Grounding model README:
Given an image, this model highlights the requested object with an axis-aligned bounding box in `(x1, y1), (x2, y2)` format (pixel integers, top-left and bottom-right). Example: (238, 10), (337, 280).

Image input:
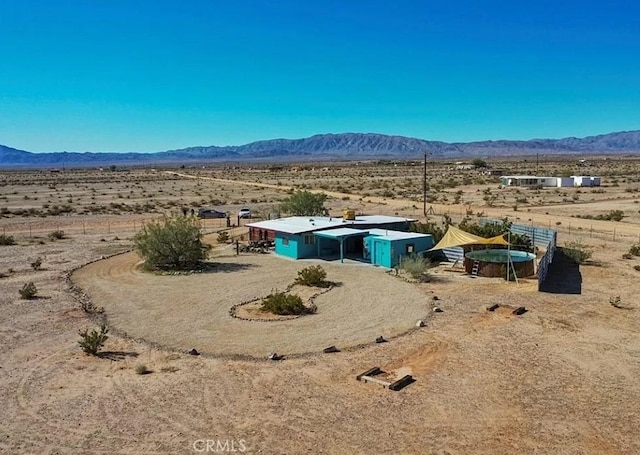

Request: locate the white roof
(366, 229), (432, 240)
(501, 175), (542, 179)
(246, 215), (416, 235)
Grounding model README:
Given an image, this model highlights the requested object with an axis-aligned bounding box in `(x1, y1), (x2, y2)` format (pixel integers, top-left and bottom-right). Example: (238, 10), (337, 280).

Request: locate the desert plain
(1, 156), (640, 454)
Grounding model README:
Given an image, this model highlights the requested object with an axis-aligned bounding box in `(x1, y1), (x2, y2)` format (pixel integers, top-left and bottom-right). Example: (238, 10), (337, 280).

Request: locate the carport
(314, 228), (369, 263)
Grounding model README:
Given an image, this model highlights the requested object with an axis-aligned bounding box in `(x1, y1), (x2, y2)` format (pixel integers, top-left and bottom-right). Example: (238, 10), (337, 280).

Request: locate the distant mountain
(2, 130), (640, 167)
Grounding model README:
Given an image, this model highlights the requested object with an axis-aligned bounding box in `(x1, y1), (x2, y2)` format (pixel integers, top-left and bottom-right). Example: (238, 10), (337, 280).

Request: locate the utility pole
(423, 151), (427, 218)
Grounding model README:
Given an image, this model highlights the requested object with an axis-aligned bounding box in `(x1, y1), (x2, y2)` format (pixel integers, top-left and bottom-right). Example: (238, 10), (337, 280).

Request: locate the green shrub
(399, 254), (432, 282)
(563, 241), (593, 264)
(48, 230), (66, 240)
(294, 265), (328, 287)
(78, 324), (109, 355)
(0, 234), (16, 246)
(261, 291), (312, 315)
(19, 282), (37, 299)
(216, 231), (230, 243)
(134, 215), (210, 270)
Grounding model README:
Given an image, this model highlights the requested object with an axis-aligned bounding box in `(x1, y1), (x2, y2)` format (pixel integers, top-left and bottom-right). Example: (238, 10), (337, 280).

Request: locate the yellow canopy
(429, 225), (509, 251)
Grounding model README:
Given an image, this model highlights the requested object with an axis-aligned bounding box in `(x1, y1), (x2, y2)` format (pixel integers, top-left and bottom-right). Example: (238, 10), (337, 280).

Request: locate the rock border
(229, 283), (334, 322)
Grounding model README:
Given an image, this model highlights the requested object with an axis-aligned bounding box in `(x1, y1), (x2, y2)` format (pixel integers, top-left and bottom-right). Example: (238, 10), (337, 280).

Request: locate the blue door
(374, 240), (387, 267)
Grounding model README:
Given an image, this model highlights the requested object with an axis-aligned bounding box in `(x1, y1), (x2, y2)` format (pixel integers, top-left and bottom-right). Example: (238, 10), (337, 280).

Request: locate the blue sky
(1, 1), (639, 152)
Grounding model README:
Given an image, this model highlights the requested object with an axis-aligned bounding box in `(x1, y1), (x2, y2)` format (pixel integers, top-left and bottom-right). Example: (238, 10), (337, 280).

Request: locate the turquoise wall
(275, 233), (317, 259)
(365, 234), (434, 268)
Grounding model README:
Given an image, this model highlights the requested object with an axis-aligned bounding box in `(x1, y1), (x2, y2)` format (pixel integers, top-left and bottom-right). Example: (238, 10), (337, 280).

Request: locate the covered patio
(314, 228), (369, 263)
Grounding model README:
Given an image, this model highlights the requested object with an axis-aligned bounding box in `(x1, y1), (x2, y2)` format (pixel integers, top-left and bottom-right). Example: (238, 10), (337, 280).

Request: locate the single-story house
(571, 176), (601, 187)
(501, 175), (601, 188)
(247, 215), (433, 267)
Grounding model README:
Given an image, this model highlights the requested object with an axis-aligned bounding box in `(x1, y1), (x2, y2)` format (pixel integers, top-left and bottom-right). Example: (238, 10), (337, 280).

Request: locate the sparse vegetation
(399, 254), (431, 282)
(78, 324), (109, 356)
(609, 295), (631, 309)
(48, 230), (66, 240)
(563, 241), (593, 264)
(629, 243), (640, 257)
(0, 234), (16, 245)
(30, 257), (43, 271)
(19, 282), (38, 299)
(135, 364), (150, 375)
(294, 265), (328, 287)
(261, 290), (313, 315)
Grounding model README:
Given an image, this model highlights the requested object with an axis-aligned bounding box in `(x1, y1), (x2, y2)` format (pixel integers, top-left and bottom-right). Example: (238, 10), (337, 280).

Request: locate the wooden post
(83, 221), (86, 235)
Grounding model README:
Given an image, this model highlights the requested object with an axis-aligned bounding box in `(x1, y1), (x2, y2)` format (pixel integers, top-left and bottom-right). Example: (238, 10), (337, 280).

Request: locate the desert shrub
(31, 257), (43, 271)
(48, 230), (66, 240)
(135, 364), (150, 375)
(609, 295), (630, 309)
(294, 265), (328, 287)
(399, 254), (431, 282)
(280, 190), (327, 216)
(261, 291), (312, 315)
(634, 265), (640, 272)
(594, 210), (624, 221)
(0, 234), (16, 246)
(216, 231), (230, 243)
(629, 243), (640, 257)
(134, 215), (210, 270)
(78, 324), (109, 355)
(410, 221), (445, 242)
(563, 241), (593, 264)
(19, 282), (37, 299)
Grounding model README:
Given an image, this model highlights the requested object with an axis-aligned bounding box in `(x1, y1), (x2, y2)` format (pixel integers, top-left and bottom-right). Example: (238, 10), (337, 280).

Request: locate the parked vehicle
(198, 208), (228, 219)
(238, 208), (252, 219)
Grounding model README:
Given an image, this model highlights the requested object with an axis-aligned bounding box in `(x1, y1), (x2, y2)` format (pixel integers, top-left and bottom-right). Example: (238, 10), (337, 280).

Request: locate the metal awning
(313, 228), (368, 239)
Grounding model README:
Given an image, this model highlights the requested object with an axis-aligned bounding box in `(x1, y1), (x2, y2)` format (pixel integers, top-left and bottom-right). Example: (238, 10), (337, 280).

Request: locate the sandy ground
(72, 251), (429, 358)
(1, 166), (640, 454)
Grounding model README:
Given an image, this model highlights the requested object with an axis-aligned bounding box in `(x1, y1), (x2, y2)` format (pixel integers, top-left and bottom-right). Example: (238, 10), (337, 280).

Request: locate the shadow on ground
(539, 247), (582, 294)
(98, 351), (139, 361)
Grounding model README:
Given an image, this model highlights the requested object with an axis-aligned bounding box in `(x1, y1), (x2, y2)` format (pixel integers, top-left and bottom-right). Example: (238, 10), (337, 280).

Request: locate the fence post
(29, 223), (32, 238)
(108, 221), (111, 234)
(613, 227), (616, 242)
(83, 221), (86, 235)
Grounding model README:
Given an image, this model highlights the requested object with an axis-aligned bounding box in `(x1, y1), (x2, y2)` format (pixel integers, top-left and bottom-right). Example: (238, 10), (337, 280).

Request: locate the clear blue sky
(1, 1), (639, 152)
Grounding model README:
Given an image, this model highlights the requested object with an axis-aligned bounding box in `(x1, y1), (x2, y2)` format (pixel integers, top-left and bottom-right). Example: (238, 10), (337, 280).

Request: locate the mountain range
(1, 130), (640, 167)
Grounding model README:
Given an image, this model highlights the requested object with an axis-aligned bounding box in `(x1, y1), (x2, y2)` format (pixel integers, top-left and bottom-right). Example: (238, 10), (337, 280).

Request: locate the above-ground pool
(464, 248), (536, 278)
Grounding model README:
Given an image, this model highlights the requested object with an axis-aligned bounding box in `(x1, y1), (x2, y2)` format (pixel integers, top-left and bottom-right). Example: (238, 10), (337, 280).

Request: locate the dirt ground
(1, 162), (640, 454)
(71, 250), (430, 358)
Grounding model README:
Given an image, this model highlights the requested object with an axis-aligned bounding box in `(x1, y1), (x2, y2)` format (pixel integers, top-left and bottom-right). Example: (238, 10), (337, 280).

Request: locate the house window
(282, 236), (289, 246)
(406, 244), (415, 254)
(304, 234), (315, 245)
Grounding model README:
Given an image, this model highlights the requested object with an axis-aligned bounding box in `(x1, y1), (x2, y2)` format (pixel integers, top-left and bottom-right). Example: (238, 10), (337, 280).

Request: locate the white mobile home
(571, 176), (601, 187)
(501, 175), (596, 188)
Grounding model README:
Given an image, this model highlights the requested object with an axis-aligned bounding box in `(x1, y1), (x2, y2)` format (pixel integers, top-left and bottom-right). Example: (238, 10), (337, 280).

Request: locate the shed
(364, 229), (434, 268)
